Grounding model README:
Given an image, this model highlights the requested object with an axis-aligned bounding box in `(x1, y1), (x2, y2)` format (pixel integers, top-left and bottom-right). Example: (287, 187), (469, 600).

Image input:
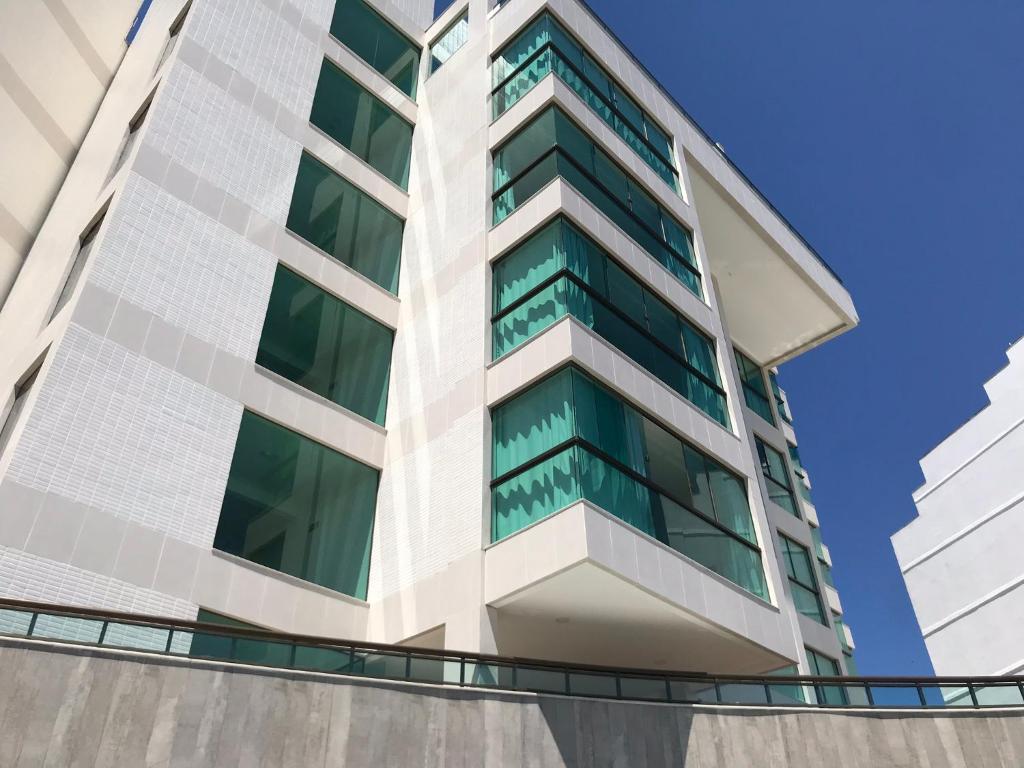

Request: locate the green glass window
(429, 10), (468, 73)
(770, 371), (792, 423)
(492, 217), (728, 427)
(491, 367), (767, 598)
(492, 13), (678, 192)
(810, 526), (835, 587)
(788, 442), (813, 503)
(806, 646), (848, 705)
(330, 0), (420, 99)
(215, 412), (379, 599)
(779, 535), (826, 624)
(287, 152), (404, 294)
(755, 437), (798, 516)
(257, 266), (393, 425)
(833, 613), (852, 653)
(734, 350), (774, 425)
(310, 59), (413, 189)
(492, 106), (702, 298)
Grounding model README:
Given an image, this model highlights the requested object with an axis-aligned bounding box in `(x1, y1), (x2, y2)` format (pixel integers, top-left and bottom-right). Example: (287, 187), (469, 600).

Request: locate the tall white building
(0, 0), (858, 679)
(894, 338), (1024, 677)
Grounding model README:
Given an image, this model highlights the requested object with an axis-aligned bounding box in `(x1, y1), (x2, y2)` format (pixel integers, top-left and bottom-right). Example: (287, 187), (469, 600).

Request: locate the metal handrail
(2, 598), (1022, 709)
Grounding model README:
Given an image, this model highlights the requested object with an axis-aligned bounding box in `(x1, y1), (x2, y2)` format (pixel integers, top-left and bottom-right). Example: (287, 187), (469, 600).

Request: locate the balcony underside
(689, 165), (857, 366)
(485, 502), (798, 675)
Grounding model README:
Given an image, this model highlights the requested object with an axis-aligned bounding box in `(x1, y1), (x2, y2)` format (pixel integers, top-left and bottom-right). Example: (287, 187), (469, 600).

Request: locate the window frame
(490, 216), (728, 427)
(734, 349), (775, 426)
(490, 106), (702, 297)
(329, 0), (422, 100)
(779, 534), (827, 625)
(428, 8), (469, 74)
(755, 435), (799, 517)
(490, 365), (766, 598)
(490, 11), (678, 190)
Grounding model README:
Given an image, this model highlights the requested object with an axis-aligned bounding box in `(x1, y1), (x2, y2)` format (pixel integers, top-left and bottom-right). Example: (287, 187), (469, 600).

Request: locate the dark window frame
(491, 11), (678, 186)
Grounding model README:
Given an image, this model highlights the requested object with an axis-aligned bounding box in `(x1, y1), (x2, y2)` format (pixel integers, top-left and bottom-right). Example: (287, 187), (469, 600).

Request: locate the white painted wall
(894, 338), (1024, 676)
(0, 0), (855, 676)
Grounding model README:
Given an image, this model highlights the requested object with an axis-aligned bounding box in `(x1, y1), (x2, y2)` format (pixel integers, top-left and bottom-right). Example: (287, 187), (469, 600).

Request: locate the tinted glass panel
(287, 153), (404, 293)
(491, 217), (726, 426)
(257, 266), (393, 424)
(310, 60), (413, 189)
(492, 13), (678, 191)
(330, 0), (419, 98)
(492, 107), (699, 298)
(215, 412), (379, 598)
(430, 11), (468, 73)
(491, 368), (765, 597)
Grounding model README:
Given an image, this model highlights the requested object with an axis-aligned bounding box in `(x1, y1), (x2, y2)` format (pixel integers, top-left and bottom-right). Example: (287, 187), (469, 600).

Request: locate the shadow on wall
(2, 640), (1022, 766)
(538, 694), (694, 765)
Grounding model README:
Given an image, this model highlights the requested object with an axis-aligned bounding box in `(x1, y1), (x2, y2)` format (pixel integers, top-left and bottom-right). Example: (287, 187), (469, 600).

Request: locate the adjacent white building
(0, 0), (858, 680)
(894, 338), (1024, 677)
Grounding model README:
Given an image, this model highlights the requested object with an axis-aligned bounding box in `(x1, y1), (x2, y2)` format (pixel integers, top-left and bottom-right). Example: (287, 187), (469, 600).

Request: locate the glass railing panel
(0, 608), (33, 635)
(619, 676), (669, 701)
(973, 684), (1024, 706)
(516, 665), (568, 693)
(31, 614), (104, 643)
(767, 682), (809, 705)
(670, 680), (719, 703)
(294, 645), (353, 673)
(569, 672), (619, 698)
(719, 682), (770, 705)
(868, 685), (926, 708)
(101, 623), (171, 651)
(352, 651), (409, 679)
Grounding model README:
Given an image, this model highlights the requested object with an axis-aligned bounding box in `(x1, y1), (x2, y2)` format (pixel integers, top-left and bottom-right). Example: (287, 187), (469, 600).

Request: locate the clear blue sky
(439, 0), (1024, 674)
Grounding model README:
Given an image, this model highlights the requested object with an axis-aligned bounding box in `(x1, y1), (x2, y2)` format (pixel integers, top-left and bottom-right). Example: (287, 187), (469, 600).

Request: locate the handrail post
(165, 629), (174, 653)
(26, 611), (38, 637)
(97, 621), (108, 645)
(916, 684), (927, 707)
(968, 683), (979, 708)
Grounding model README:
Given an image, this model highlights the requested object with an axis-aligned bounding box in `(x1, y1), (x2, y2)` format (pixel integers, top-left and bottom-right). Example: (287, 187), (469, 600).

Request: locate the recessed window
(755, 436), (798, 516)
(0, 365), (41, 460)
(780, 535), (826, 624)
(286, 152), (405, 294)
(256, 266), (394, 425)
(310, 59), (413, 189)
(156, 1), (191, 72)
(111, 100), (151, 178)
(50, 213), (105, 321)
(330, 0), (420, 99)
(734, 350), (774, 426)
(429, 10), (468, 73)
(214, 412), (379, 599)
(491, 366), (767, 598)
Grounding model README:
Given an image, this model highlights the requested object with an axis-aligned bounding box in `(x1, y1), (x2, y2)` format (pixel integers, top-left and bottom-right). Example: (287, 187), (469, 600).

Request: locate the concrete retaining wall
(0, 639), (1022, 767)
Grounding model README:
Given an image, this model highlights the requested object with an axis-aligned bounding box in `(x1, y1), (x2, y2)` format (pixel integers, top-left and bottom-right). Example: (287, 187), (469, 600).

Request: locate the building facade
(0, 0), (858, 679)
(894, 338), (1024, 677)
(0, 0), (148, 304)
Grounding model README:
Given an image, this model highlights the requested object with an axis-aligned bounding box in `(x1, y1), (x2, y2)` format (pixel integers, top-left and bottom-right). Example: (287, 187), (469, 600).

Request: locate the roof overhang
(688, 160), (858, 366)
